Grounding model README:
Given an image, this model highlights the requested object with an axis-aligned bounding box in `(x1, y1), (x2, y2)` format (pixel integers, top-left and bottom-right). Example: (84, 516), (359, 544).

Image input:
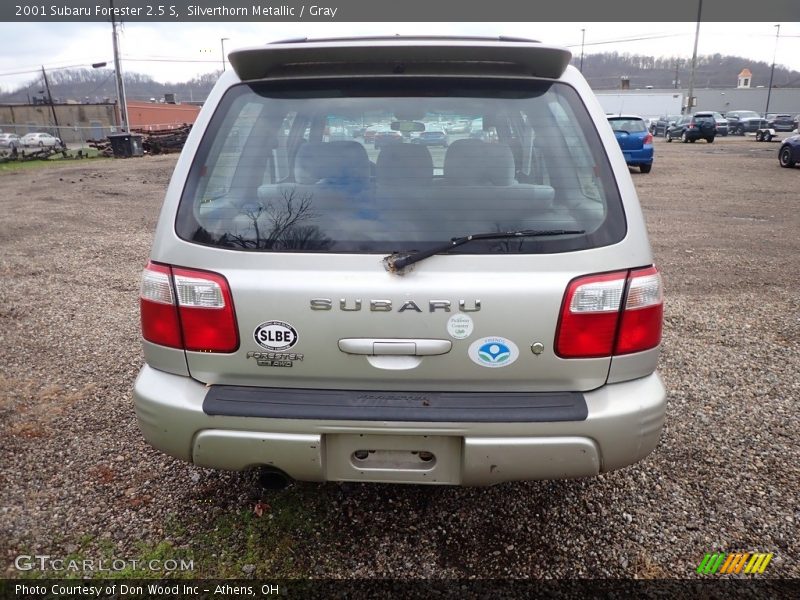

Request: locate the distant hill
(0, 68), (219, 104)
(1, 52), (799, 104)
(574, 52), (800, 90)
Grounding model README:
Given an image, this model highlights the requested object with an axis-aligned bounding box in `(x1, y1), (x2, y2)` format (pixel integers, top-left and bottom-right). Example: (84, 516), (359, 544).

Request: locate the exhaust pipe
(257, 466), (293, 491)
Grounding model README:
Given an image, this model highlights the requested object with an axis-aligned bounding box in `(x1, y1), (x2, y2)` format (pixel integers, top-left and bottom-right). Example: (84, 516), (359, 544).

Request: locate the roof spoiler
(268, 35), (543, 45)
(229, 38), (572, 82)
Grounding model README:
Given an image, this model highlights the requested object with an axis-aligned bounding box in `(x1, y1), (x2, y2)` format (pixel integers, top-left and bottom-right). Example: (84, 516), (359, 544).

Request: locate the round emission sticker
(253, 320), (298, 351)
(468, 336), (519, 368)
(447, 314), (474, 340)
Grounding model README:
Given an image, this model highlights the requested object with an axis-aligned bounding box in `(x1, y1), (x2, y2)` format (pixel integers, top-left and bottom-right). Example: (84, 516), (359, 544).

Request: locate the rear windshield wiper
(383, 229), (586, 273)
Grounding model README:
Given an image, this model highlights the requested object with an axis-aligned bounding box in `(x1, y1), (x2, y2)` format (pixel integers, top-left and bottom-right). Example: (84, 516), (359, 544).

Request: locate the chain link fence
(0, 123), (121, 148)
(0, 122), (193, 148)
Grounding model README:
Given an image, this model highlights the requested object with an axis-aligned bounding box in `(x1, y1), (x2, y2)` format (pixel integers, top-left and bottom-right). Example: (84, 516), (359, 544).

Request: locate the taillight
(643, 133), (653, 145)
(555, 267), (663, 359)
(555, 271), (627, 358)
(140, 262), (239, 353)
(140, 263), (182, 349)
(614, 266), (663, 355)
(687, 124), (696, 129)
(172, 267), (239, 352)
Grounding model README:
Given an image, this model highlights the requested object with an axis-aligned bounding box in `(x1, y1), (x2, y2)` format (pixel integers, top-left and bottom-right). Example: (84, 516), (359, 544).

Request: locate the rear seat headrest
(294, 141), (370, 186)
(443, 139), (515, 186)
(376, 144), (434, 186)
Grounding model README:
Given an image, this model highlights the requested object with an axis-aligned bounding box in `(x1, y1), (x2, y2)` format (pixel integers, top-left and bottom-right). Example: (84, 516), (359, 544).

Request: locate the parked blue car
(608, 115), (654, 173)
(411, 129), (449, 147)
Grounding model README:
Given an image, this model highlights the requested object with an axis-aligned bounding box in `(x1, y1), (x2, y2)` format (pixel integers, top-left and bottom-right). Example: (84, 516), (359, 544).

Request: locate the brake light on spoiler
(555, 267), (663, 358)
(140, 262), (239, 353)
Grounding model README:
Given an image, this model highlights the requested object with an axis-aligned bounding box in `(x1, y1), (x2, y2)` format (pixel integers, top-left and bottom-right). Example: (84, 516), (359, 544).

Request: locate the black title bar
(3, 0), (800, 22)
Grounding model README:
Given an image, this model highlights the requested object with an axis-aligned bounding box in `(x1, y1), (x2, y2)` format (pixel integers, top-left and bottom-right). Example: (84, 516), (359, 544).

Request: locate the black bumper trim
(203, 386), (588, 423)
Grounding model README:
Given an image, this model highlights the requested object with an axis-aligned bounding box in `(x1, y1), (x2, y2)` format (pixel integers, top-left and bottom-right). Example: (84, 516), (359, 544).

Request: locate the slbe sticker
(468, 336), (519, 368)
(447, 314), (474, 340)
(253, 320), (298, 351)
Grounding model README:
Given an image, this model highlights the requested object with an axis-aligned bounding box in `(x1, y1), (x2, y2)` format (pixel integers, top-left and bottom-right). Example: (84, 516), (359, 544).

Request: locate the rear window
(607, 118), (647, 133)
(176, 78), (625, 254)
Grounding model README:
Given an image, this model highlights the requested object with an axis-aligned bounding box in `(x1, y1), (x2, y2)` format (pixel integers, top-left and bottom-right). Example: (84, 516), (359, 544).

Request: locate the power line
(0, 62), (112, 78)
(564, 32), (688, 48)
(123, 57), (223, 64)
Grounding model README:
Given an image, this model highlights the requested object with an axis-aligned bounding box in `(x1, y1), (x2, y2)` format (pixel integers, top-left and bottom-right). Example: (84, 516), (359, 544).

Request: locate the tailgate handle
(338, 338), (452, 356)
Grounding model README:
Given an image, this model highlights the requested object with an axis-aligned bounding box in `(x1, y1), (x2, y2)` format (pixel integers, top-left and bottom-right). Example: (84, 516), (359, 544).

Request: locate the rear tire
(665, 133), (672, 142)
(681, 131), (689, 143)
(639, 163), (652, 173)
(779, 146), (796, 168)
(755, 131), (763, 142)
(706, 137), (714, 143)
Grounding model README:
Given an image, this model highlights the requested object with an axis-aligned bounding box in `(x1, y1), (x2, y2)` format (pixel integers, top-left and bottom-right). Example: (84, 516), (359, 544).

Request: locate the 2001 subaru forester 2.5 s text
(134, 36), (666, 486)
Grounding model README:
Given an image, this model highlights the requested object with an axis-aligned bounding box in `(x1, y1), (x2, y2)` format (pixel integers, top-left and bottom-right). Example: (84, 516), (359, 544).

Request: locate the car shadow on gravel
(159, 464), (668, 578)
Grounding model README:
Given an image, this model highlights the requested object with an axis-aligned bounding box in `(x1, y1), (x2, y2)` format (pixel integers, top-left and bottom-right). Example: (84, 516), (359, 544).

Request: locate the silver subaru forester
(134, 36), (665, 486)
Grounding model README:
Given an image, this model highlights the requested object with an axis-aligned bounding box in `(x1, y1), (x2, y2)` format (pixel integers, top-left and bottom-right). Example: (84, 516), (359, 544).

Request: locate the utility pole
(579, 29), (586, 73)
(765, 24), (780, 118)
(674, 60), (681, 89)
(110, 0), (129, 131)
(686, 0), (703, 114)
(40, 66), (60, 132)
(221, 37), (230, 72)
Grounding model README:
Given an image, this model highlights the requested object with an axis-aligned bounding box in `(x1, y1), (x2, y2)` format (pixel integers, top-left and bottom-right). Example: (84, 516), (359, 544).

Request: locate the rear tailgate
(179, 254), (614, 392)
(613, 131), (645, 152)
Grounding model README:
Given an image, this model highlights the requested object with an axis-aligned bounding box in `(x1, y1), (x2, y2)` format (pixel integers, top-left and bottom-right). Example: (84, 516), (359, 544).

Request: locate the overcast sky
(1, 21), (798, 93)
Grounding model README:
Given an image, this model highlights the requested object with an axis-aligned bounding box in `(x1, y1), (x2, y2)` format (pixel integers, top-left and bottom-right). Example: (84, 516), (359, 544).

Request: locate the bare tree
(227, 186), (330, 250)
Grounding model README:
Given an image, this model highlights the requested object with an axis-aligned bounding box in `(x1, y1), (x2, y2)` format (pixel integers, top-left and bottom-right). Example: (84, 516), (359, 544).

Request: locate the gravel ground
(1, 136), (798, 579)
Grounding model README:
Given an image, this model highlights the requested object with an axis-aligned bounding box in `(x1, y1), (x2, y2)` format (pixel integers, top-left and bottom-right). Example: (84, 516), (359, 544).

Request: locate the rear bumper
(743, 122), (768, 132)
(623, 147), (653, 166)
(134, 366), (666, 486)
(685, 130), (715, 140)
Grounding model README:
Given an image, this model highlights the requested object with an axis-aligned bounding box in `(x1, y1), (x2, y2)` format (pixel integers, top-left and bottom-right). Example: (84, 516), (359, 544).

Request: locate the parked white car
(20, 132), (62, 148)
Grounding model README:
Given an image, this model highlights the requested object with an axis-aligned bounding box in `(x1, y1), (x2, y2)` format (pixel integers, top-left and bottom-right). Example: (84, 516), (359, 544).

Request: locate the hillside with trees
(574, 52), (800, 90)
(1, 52), (799, 104)
(0, 69), (218, 104)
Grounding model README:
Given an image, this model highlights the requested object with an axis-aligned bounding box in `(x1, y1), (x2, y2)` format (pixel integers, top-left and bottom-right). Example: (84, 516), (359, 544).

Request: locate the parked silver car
(20, 132), (62, 147)
(712, 111), (728, 136)
(0, 133), (21, 150)
(134, 37), (665, 486)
